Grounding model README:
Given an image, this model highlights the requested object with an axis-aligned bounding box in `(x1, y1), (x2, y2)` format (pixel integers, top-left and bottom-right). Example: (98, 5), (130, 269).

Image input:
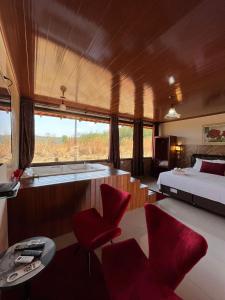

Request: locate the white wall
(160, 113), (225, 145)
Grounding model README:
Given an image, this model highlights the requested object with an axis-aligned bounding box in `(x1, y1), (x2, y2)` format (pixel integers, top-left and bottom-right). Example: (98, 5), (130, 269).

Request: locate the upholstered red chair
(73, 183), (131, 273)
(144, 204), (208, 290)
(102, 204), (208, 300)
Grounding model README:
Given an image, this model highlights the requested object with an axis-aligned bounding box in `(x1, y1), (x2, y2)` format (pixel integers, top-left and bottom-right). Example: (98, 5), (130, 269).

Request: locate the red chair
(72, 184), (131, 274)
(102, 204), (208, 300)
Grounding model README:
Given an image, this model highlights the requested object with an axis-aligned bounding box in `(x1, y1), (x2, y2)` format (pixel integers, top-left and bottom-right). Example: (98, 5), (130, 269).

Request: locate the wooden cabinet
(153, 136), (177, 177)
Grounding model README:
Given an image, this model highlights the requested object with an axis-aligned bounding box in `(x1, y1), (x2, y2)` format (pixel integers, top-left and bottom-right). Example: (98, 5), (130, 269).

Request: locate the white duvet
(157, 168), (225, 205)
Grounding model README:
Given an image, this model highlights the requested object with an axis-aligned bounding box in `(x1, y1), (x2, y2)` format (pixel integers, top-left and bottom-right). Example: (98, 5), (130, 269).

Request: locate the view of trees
(34, 132), (109, 162)
(0, 110), (12, 164)
(0, 135), (11, 163)
(0, 114), (152, 164)
(119, 125), (133, 159)
(33, 115), (152, 163)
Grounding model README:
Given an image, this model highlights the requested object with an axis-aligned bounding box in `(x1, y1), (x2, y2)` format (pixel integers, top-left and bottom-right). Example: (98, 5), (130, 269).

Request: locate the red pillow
(200, 161), (225, 176)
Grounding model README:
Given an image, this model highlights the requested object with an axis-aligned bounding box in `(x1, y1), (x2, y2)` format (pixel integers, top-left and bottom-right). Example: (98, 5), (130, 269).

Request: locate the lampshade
(164, 104), (180, 119)
(59, 101), (66, 111)
(175, 145), (181, 152)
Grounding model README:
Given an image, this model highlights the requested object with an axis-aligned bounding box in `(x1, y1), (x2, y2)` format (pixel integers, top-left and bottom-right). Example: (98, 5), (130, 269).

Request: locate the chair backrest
(144, 204), (208, 290)
(100, 184), (131, 226)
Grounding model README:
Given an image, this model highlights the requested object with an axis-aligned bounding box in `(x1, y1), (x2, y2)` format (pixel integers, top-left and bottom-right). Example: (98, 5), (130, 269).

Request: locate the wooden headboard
(191, 154), (225, 167)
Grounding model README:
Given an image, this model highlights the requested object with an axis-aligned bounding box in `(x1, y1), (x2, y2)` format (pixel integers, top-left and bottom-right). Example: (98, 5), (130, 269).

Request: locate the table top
(0, 236), (56, 289)
(19, 167), (129, 189)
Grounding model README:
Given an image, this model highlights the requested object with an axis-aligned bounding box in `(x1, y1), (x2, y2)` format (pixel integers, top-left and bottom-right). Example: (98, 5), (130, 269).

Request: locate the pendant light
(164, 104), (180, 119)
(59, 85), (67, 111)
(164, 74), (181, 121)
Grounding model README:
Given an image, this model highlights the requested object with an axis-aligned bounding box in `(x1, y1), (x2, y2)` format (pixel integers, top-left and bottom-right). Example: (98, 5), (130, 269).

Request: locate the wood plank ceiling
(0, 0), (225, 121)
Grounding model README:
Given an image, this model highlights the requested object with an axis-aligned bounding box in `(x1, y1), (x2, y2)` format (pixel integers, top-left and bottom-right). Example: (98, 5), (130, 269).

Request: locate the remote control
(21, 250), (42, 257)
(15, 240), (45, 251)
(15, 256), (34, 264)
(7, 260), (42, 283)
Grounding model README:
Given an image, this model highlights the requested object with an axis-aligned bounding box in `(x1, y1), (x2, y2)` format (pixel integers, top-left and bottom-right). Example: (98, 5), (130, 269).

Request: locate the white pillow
(159, 160), (168, 167)
(193, 158), (225, 171)
(214, 159), (225, 164)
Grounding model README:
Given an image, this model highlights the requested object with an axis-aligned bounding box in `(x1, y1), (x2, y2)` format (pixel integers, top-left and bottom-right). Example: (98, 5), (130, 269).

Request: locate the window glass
(143, 127), (152, 157)
(0, 108), (11, 164)
(33, 115), (109, 163)
(119, 125), (133, 159)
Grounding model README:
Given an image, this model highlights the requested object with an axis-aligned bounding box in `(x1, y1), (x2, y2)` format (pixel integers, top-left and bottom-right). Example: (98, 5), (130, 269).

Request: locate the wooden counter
(19, 167), (129, 189)
(7, 167), (149, 245)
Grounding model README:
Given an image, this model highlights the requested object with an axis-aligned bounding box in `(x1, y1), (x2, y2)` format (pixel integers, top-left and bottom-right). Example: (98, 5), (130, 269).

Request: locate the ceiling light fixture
(59, 85), (67, 111)
(168, 75), (175, 85)
(164, 103), (180, 120)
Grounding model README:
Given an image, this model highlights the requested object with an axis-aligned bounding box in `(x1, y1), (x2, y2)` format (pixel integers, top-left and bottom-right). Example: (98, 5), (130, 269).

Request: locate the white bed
(157, 168), (225, 205)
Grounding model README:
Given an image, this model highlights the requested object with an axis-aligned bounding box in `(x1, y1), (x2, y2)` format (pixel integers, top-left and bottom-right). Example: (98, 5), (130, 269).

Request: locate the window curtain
(19, 98), (35, 169)
(109, 115), (120, 169)
(152, 122), (159, 159)
(132, 119), (143, 176)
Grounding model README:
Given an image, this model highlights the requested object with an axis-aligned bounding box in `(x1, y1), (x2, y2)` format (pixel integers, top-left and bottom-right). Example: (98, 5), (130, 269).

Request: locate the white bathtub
(22, 163), (107, 178)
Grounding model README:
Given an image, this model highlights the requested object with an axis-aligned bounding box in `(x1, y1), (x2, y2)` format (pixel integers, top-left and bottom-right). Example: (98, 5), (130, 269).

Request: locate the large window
(119, 125), (133, 159)
(143, 127), (153, 157)
(0, 105), (12, 164)
(33, 115), (109, 163)
(119, 125), (152, 159)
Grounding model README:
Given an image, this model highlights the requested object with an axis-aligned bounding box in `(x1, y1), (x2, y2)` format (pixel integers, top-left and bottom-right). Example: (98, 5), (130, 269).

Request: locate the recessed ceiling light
(168, 76), (175, 85)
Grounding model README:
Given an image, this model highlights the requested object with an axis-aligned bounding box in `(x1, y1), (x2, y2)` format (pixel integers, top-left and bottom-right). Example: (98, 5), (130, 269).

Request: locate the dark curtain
(152, 122), (159, 159)
(109, 115), (120, 169)
(132, 119), (143, 176)
(19, 98), (35, 169)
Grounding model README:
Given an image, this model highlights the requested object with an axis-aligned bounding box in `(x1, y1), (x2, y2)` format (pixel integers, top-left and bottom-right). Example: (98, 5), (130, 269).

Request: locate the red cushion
(102, 206), (207, 299)
(145, 204), (208, 290)
(73, 208), (121, 250)
(102, 239), (148, 292)
(73, 184), (130, 251)
(101, 184), (131, 226)
(102, 239), (182, 300)
(200, 161), (225, 176)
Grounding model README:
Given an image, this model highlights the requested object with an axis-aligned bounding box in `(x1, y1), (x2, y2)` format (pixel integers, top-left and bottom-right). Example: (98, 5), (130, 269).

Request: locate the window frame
(33, 111), (111, 165)
(32, 107), (154, 166)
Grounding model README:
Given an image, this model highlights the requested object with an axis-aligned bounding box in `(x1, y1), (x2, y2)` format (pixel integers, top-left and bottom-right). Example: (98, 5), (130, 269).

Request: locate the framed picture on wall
(203, 123), (225, 145)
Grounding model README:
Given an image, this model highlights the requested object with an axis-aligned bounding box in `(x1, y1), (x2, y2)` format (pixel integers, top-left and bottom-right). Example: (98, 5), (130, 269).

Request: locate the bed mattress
(157, 168), (225, 205)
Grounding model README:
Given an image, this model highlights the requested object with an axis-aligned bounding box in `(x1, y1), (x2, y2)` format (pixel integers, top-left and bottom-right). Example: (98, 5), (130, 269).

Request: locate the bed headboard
(191, 154), (225, 167)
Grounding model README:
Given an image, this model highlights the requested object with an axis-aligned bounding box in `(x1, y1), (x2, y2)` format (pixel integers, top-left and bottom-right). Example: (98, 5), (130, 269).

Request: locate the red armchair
(72, 184), (131, 274)
(145, 204), (208, 290)
(102, 204), (208, 299)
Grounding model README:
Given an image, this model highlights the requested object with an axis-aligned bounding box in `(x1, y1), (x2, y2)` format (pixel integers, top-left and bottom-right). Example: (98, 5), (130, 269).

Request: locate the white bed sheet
(157, 168), (225, 205)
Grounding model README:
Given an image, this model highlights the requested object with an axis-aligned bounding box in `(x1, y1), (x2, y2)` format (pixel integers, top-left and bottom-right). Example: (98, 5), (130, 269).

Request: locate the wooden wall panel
(8, 173), (148, 245)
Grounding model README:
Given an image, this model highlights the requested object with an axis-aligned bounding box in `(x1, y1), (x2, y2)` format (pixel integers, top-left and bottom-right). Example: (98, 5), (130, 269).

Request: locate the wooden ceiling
(0, 0), (225, 121)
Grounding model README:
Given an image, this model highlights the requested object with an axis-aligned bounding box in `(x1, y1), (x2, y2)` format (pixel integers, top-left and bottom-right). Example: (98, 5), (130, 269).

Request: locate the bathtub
(22, 163), (107, 178)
